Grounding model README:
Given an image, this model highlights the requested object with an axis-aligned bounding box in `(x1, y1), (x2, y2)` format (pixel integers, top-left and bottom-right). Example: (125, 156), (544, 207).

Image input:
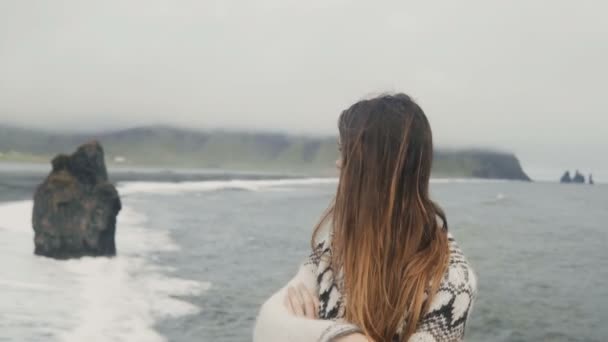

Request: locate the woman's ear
(335, 158), (342, 170)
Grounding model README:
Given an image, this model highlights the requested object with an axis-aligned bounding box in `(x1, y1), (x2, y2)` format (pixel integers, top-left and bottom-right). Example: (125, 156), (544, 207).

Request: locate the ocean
(0, 164), (606, 342)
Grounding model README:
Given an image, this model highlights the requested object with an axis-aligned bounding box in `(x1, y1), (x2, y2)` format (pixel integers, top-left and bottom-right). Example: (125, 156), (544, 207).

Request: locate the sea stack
(32, 141), (121, 259)
(589, 174), (594, 185)
(572, 170), (585, 184)
(560, 171), (572, 183)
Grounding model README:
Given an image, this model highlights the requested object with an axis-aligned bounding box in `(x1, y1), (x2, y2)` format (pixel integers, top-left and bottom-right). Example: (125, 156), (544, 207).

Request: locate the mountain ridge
(0, 124), (531, 180)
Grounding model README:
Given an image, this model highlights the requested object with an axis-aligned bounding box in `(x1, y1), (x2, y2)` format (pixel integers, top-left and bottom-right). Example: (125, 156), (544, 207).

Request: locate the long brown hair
(312, 93), (450, 341)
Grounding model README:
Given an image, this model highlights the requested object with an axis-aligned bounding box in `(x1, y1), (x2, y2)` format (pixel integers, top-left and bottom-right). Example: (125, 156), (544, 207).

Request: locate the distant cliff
(0, 125), (531, 180)
(434, 150), (531, 181)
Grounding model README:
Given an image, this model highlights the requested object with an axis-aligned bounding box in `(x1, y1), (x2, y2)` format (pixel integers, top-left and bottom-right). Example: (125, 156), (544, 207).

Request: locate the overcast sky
(0, 0), (606, 179)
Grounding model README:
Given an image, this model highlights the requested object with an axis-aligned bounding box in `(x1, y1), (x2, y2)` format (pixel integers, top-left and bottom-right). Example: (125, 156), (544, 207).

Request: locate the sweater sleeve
(253, 243), (362, 342)
(408, 259), (478, 342)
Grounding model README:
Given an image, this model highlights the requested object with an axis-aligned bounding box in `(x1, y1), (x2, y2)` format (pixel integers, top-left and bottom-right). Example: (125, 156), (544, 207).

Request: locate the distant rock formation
(589, 174), (594, 185)
(32, 141), (121, 259)
(434, 150), (531, 181)
(572, 170), (585, 184)
(561, 170), (590, 184)
(560, 171), (572, 183)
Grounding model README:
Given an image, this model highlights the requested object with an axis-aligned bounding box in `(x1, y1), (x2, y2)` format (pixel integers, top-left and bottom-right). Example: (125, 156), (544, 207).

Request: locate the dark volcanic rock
(572, 170), (585, 184)
(32, 141), (121, 259)
(560, 171), (572, 183)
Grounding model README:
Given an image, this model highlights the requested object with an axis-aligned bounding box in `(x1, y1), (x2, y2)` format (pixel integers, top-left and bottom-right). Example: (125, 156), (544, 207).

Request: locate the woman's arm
(253, 262), (361, 342)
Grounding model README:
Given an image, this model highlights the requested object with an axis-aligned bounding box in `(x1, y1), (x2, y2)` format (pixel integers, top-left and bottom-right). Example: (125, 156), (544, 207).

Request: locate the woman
(254, 93), (477, 342)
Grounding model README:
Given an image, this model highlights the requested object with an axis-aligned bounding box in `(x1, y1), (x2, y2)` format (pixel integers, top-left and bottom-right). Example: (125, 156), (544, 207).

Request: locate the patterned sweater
(254, 234), (477, 342)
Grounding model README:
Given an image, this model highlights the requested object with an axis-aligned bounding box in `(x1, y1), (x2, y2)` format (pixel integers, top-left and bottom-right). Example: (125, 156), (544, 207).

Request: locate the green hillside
(0, 125), (530, 180)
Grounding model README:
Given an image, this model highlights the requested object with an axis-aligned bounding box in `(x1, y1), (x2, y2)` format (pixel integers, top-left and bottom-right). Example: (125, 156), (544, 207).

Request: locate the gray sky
(1, 0), (607, 179)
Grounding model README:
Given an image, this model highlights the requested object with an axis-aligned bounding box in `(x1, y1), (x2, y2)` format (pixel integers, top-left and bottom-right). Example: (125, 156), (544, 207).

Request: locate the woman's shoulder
(413, 235), (478, 342)
(441, 234), (477, 293)
(304, 231), (478, 295)
(427, 234), (477, 315)
(445, 234), (477, 285)
(304, 233), (332, 268)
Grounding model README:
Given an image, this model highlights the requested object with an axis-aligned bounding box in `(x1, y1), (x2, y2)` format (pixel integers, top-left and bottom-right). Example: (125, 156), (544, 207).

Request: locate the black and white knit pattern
(307, 234), (477, 342)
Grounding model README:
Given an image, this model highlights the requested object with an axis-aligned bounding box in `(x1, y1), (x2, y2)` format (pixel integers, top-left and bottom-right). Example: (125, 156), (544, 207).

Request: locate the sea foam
(117, 177), (339, 195)
(0, 200), (208, 342)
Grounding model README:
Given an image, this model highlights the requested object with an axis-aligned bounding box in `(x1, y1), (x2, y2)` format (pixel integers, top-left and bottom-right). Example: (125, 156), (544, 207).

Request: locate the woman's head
(336, 93), (434, 199)
(315, 93), (450, 341)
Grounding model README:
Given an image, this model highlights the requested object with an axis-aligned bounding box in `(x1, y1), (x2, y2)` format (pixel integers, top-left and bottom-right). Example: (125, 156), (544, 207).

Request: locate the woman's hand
(284, 283), (320, 319)
(283, 284), (371, 341)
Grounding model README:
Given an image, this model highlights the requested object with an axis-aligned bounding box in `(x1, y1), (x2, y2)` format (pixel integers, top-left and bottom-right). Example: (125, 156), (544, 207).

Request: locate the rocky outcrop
(32, 141), (121, 259)
(560, 171), (572, 183)
(560, 170), (592, 184)
(572, 170), (585, 184)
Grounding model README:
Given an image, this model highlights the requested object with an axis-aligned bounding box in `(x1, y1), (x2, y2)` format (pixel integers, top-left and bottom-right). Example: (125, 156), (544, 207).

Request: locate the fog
(1, 0), (607, 179)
